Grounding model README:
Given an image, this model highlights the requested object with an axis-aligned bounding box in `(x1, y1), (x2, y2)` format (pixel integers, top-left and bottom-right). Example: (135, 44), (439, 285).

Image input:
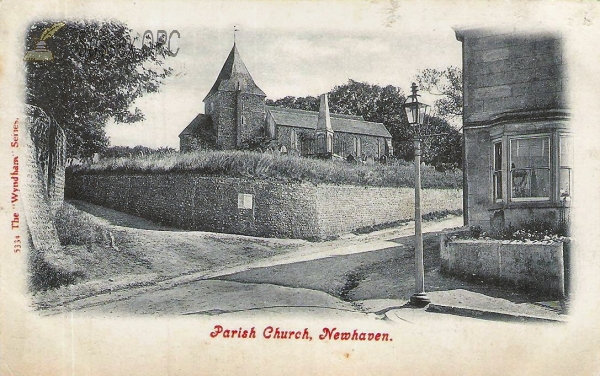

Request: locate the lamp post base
(409, 293), (430, 308)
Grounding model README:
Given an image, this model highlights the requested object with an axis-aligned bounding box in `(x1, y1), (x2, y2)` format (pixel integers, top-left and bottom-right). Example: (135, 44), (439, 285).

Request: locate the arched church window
(317, 134), (325, 152)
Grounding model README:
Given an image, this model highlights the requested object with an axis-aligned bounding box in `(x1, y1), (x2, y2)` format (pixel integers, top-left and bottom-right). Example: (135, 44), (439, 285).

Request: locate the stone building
(455, 28), (571, 231)
(179, 43), (393, 160)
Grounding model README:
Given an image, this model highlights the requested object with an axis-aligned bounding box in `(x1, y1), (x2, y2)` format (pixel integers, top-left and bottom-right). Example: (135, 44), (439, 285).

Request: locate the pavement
(381, 291), (565, 324)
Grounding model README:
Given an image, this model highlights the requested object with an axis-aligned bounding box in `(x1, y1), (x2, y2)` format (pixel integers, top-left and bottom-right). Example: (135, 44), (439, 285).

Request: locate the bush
(494, 219), (567, 241)
(69, 150), (462, 189)
(100, 145), (176, 159)
(467, 219), (568, 242)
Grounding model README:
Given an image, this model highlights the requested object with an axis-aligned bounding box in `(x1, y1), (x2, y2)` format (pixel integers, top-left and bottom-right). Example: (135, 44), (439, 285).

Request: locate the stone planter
(440, 235), (566, 297)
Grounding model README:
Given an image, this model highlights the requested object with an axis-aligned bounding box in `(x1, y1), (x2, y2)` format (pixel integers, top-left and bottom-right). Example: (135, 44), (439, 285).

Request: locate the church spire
(203, 40), (266, 101)
(316, 93), (333, 132)
(316, 93), (334, 156)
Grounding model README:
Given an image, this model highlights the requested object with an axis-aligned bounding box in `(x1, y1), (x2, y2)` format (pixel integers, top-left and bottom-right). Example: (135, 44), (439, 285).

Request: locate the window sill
(489, 200), (571, 210)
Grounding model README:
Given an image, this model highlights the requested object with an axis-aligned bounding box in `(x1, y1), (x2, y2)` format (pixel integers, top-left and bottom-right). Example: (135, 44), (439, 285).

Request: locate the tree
(415, 66), (462, 120)
(25, 21), (173, 159)
(419, 116), (462, 170)
(266, 96), (319, 111)
(268, 80), (412, 159)
(327, 80), (412, 160)
(267, 79), (463, 169)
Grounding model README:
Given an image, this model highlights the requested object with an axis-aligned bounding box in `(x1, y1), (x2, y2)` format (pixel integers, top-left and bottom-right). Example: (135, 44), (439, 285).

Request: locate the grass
(30, 203), (118, 292)
(69, 150), (462, 189)
(54, 202), (112, 246)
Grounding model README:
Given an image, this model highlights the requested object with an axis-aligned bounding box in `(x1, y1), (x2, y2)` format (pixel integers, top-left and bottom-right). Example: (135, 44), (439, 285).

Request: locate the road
(39, 201), (460, 315)
(39, 202), (550, 322)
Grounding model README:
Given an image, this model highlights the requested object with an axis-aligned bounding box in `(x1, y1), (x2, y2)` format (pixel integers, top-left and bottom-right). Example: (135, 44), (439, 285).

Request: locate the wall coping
(448, 238), (567, 246)
(68, 171), (462, 190)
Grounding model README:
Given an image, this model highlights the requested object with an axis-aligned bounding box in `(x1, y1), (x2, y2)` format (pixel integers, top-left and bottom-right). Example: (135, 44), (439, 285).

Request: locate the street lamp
(403, 82), (431, 308)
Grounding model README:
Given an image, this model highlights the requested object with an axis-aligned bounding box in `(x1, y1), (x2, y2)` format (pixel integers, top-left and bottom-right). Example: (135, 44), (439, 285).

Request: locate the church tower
(315, 93), (334, 157)
(203, 43), (266, 149)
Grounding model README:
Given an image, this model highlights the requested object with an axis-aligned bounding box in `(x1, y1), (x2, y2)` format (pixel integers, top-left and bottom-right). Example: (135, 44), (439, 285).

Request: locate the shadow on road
(218, 231), (554, 306)
(69, 200), (184, 231)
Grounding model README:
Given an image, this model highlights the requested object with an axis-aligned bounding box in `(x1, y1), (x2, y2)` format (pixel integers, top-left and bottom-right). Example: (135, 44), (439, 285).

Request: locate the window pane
(560, 167), (571, 197)
(560, 136), (573, 167)
(510, 136), (550, 200)
(511, 168), (550, 199)
(494, 172), (503, 200)
(511, 137), (549, 169)
(494, 142), (502, 171)
(531, 168), (550, 197)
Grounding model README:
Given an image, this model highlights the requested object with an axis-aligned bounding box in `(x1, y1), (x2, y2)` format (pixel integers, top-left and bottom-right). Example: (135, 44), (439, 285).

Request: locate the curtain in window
(510, 137), (550, 200)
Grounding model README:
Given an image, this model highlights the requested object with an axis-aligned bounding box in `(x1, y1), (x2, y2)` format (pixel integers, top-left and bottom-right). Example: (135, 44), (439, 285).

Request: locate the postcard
(1, 0), (600, 374)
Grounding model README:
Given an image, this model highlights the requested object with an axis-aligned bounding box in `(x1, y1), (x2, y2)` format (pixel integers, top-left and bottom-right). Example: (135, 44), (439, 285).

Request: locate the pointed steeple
(316, 93), (333, 132)
(203, 44), (266, 101)
(316, 93), (334, 156)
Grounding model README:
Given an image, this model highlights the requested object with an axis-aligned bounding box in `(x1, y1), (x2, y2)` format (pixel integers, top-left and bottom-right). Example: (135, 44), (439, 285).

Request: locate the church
(179, 43), (393, 160)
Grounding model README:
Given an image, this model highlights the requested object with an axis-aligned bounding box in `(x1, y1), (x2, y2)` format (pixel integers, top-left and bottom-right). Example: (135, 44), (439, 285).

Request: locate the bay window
(509, 136), (550, 201)
(493, 132), (573, 205)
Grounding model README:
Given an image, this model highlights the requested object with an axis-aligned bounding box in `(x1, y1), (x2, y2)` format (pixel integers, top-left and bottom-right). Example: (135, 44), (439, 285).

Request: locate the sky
(103, 1), (464, 149)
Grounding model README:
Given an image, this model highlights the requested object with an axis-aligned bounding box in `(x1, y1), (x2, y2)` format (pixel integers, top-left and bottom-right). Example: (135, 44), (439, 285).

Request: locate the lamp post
(403, 82), (431, 308)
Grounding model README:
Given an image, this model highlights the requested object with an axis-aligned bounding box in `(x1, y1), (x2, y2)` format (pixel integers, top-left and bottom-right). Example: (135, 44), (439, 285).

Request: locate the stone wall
(46, 124), (66, 215)
(440, 238), (565, 297)
(236, 92), (267, 147)
(463, 127), (491, 229)
(459, 30), (566, 125)
(180, 134), (203, 153)
(315, 185), (462, 239)
(66, 173), (462, 240)
(276, 125), (305, 156)
(333, 132), (387, 160)
(205, 90), (267, 150)
(22, 105), (73, 290)
(213, 91), (236, 149)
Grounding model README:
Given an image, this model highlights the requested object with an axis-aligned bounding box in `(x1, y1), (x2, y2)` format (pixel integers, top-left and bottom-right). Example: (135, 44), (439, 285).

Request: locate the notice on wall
(237, 193), (253, 210)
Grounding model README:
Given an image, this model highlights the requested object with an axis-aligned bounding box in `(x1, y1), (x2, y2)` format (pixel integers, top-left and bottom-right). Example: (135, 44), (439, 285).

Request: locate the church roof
(179, 113), (213, 137)
(266, 106), (392, 138)
(203, 44), (266, 101)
